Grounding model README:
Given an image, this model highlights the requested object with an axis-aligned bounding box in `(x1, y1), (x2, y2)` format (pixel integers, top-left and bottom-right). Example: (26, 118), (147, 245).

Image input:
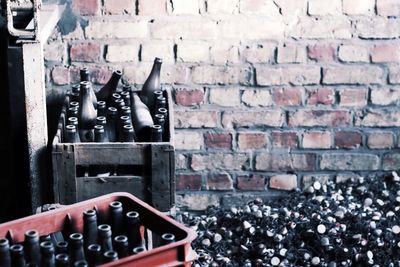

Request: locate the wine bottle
(140, 57), (162, 110)
(78, 82), (97, 142)
(80, 69), (97, 108)
(69, 233), (85, 263)
(98, 225), (113, 252)
(106, 107), (118, 142)
(73, 260), (88, 267)
(83, 209), (98, 248)
(130, 92), (154, 142)
(154, 95), (166, 115)
(114, 236), (129, 258)
(67, 107), (79, 118)
(109, 93), (121, 109)
(96, 70), (122, 105)
(25, 230), (41, 266)
(109, 201), (124, 236)
(96, 116), (107, 127)
(94, 125), (109, 143)
(10, 244), (25, 267)
(132, 246), (146, 255)
(151, 125), (163, 142)
(121, 125), (135, 142)
(0, 238), (10, 267)
(120, 106), (131, 117)
(55, 241), (68, 255)
(125, 211), (142, 249)
(86, 244), (102, 266)
(65, 125), (80, 143)
(154, 114), (165, 130)
(40, 241), (55, 267)
(96, 101), (107, 117)
(103, 251), (118, 263)
(55, 254), (69, 267)
(120, 91), (131, 107)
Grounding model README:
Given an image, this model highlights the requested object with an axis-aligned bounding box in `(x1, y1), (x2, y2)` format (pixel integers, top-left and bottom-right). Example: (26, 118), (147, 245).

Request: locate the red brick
(238, 132), (268, 150)
(51, 66), (70, 85)
(69, 66), (81, 84)
(357, 109), (400, 127)
(176, 174), (202, 190)
(174, 88), (204, 106)
(269, 174), (297, 191)
(335, 131), (362, 149)
(302, 131), (332, 149)
(104, 0), (135, 14)
(382, 153), (400, 171)
(90, 66), (114, 85)
(237, 175), (265, 191)
(308, 44), (336, 62)
(367, 132), (395, 149)
(338, 88), (368, 107)
(371, 44), (400, 63)
(272, 132), (298, 148)
(306, 88), (335, 106)
(70, 43), (101, 62)
(204, 133), (232, 149)
(72, 0), (99, 15)
(289, 110), (351, 127)
(256, 153), (316, 171)
(206, 173), (233, 191)
(272, 88), (303, 106)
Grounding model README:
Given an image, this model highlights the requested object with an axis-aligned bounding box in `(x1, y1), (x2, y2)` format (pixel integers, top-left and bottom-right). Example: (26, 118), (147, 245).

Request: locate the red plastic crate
(0, 192), (197, 266)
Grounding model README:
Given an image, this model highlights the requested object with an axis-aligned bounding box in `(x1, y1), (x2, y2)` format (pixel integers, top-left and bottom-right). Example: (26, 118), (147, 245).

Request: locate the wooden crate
(51, 89), (175, 212)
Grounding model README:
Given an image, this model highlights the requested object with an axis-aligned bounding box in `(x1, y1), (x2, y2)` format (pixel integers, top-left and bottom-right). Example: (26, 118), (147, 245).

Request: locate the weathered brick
(191, 153), (250, 171)
(322, 66), (384, 85)
(255, 153), (316, 171)
(338, 88), (368, 107)
(243, 43), (276, 64)
(256, 66), (320, 86)
(289, 110), (351, 127)
(138, 0), (167, 15)
(357, 109), (400, 127)
(161, 64), (190, 84)
(272, 87), (303, 106)
(174, 131), (203, 150)
(151, 17), (218, 40)
(277, 44), (306, 64)
(210, 43), (239, 64)
(177, 194), (220, 210)
(389, 65), (400, 84)
(52, 66), (70, 85)
(176, 153), (188, 170)
(206, 173), (233, 190)
(371, 88), (400, 105)
(222, 110), (284, 129)
(209, 88), (240, 107)
(241, 89), (273, 107)
(104, 0), (135, 14)
(105, 44), (138, 63)
(377, 0), (400, 16)
(368, 132), (395, 149)
(70, 43), (101, 62)
(86, 20), (148, 39)
(141, 41), (174, 63)
(302, 174), (330, 190)
(72, 0), (99, 15)
(272, 132), (298, 148)
(237, 132), (268, 150)
(204, 132), (232, 149)
(334, 131), (362, 149)
(302, 131), (332, 149)
(237, 175), (266, 191)
(356, 18), (400, 39)
(207, 0), (239, 14)
(123, 64), (152, 84)
(90, 66), (114, 85)
(338, 44), (369, 63)
(44, 43), (65, 62)
(269, 175), (298, 191)
(320, 153), (379, 171)
(174, 88), (204, 106)
(192, 66), (251, 85)
(308, 0), (341, 15)
(382, 153), (400, 170)
(175, 110), (218, 128)
(274, 0), (306, 17)
(289, 17), (351, 39)
(176, 174), (202, 190)
(60, 22), (85, 39)
(372, 44), (400, 63)
(307, 44), (336, 62)
(239, 0), (281, 16)
(170, 0), (199, 14)
(343, 0), (375, 15)
(177, 41), (209, 62)
(306, 88), (335, 106)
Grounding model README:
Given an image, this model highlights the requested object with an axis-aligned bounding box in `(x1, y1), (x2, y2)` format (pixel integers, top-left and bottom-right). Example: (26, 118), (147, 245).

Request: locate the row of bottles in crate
(0, 201), (176, 267)
(64, 58), (167, 143)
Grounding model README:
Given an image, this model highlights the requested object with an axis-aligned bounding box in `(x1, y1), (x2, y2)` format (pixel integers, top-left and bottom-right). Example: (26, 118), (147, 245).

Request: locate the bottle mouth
(110, 201), (122, 208)
(114, 70), (123, 76)
(10, 244), (23, 252)
(104, 250), (118, 258)
(115, 235), (128, 242)
(161, 233), (175, 241)
(40, 241), (53, 249)
(25, 230), (38, 237)
(88, 244), (101, 251)
(98, 224), (111, 232)
(126, 211), (139, 219)
(70, 233), (83, 240)
(57, 241), (68, 248)
(56, 253), (69, 261)
(0, 238), (8, 246)
(154, 57), (163, 64)
(84, 209), (96, 216)
(132, 246), (146, 254)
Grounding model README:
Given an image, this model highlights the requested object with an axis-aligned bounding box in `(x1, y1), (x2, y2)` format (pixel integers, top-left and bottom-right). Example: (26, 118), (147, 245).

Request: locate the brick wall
(45, 0), (400, 210)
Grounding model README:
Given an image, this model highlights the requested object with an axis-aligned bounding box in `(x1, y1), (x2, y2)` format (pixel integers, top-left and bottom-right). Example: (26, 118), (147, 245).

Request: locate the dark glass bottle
(154, 114), (166, 130)
(96, 116), (107, 127)
(79, 81), (97, 109)
(130, 92), (154, 142)
(25, 230), (41, 266)
(115, 99), (125, 113)
(69, 233), (85, 263)
(87, 244), (102, 266)
(157, 107), (168, 120)
(109, 201), (123, 236)
(140, 57), (162, 110)
(120, 91), (131, 107)
(80, 67), (90, 82)
(98, 225), (113, 252)
(154, 95), (166, 115)
(73, 260), (88, 267)
(118, 115), (133, 141)
(125, 211), (142, 249)
(110, 93), (121, 109)
(95, 70), (122, 105)
(70, 85), (80, 102)
(68, 106), (79, 118)
(55, 241), (68, 255)
(114, 235), (129, 258)
(97, 101), (107, 117)
(0, 238), (10, 267)
(40, 241), (55, 267)
(132, 246), (146, 255)
(10, 244), (25, 267)
(106, 107), (118, 142)
(68, 117), (79, 127)
(55, 254), (69, 267)
(160, 233), (175, 245)
(122, 125), (135, 142)
(151, 125), (163, 142)
(103, 251), (118, 263)
(120, 106), (131, 117)
(78, 82), (97, 142)
(65, 125), (80, 143)
(94, 125), (109, 143)
(83, 209), (98, 248)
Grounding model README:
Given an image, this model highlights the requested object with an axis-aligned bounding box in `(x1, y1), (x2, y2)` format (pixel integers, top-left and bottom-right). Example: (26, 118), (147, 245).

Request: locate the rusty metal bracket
(6, 0), (41, 41)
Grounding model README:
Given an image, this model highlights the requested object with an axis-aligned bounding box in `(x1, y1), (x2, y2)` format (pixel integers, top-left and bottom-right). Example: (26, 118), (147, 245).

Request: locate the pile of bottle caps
(178, 172), (400, 266)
